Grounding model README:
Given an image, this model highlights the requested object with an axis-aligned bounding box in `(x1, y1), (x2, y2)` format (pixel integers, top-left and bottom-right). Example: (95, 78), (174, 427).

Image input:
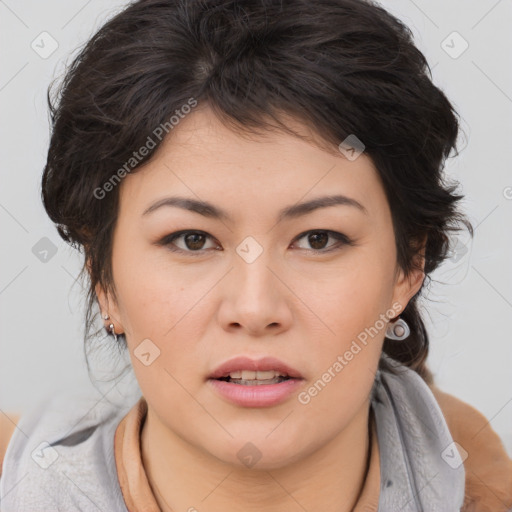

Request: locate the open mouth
(211, 369), (296, 386)
(207, 365), (303, 407)
(215, 375), (292, 385)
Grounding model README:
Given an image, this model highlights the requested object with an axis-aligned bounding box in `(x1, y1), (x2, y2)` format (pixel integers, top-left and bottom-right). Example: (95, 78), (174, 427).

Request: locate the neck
(141, 401), (372, 512)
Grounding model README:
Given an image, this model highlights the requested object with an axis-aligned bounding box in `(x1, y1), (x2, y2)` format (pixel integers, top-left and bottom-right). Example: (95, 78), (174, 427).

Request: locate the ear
(390, 236), (427, 315)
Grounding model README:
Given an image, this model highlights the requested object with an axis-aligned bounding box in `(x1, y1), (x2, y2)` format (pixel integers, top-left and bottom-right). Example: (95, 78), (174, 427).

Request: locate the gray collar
(371, 353), (465, 511)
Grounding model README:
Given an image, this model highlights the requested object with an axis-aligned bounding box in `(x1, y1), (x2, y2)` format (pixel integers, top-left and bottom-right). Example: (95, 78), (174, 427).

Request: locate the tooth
(226, 370), (289, 380)
(256, 370), (277, 380)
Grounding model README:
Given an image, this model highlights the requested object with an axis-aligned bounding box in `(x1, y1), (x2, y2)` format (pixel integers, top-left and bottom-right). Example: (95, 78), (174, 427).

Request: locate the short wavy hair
(41, 0), (473, 384)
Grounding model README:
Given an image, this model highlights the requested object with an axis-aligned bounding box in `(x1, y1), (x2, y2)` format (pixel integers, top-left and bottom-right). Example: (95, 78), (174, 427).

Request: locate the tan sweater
(1, 385), (511, 511)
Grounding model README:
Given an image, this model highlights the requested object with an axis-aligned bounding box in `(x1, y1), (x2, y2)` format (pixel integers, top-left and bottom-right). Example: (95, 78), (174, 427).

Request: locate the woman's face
(96, 104), (424, 469)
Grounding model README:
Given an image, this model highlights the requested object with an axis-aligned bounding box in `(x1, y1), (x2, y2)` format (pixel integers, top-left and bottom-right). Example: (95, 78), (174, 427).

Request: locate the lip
(208, 356), (304, 380)
(208, 377), (303, 407)
(207, 356), (304, 408)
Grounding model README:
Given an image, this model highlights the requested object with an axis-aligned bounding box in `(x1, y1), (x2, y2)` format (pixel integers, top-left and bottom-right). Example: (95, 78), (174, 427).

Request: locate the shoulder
(0, 390), (135, 512)
(0, 412), (20, 473)
(429, 383), (512, 512)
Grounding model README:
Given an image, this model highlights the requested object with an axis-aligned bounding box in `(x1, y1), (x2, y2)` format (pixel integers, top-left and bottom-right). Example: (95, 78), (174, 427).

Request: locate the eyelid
(157, 230), (220, 256)
(292, 230), (353, 252)
(157, 229), (353, 255)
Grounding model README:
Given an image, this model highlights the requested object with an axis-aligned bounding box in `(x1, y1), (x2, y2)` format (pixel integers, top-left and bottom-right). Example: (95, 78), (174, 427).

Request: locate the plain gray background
(1, 0), (511, 456)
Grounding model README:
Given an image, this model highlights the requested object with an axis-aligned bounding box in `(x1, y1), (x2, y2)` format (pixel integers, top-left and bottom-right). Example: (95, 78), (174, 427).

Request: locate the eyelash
(157, 229), (353, 256)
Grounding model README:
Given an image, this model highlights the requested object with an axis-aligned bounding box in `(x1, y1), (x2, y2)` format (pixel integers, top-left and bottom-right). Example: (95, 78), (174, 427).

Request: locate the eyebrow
(142, 194), (368, 222)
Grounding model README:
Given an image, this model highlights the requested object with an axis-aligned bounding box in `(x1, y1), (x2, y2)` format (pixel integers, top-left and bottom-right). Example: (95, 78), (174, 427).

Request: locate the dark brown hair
(41, 0), (473, 385)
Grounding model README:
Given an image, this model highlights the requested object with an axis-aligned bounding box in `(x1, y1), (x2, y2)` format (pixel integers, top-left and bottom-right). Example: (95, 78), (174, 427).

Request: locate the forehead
(117, 105), (387, 220)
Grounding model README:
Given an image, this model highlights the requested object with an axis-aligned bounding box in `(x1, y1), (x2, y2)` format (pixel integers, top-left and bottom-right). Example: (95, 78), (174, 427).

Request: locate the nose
(216, 249), (293, 337)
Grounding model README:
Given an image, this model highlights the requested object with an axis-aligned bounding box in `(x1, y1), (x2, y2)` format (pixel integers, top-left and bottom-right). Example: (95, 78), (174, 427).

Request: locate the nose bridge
(233, 239), (277, 302)
(222, 237), (289, 333)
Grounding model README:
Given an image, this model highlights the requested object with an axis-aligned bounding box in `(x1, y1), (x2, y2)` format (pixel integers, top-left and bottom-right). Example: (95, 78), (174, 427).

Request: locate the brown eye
(182, 232), (207, 250)
(159, 230), (219, 255)
(293, 230), (352, 253)
(158, 229), (352, 257)
(307, 231), (329, 250)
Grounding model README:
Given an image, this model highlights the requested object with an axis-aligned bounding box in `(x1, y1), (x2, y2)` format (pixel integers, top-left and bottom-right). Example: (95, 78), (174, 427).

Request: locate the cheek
(111, 248), (216, 389)
(293, 264), (388, 424)
(291, 254), (392, 406)
(112, 237), (199, 335)
(298, 252), (393, 344)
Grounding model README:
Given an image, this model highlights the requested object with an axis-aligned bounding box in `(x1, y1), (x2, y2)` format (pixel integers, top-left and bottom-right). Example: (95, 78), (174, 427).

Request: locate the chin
(206, 434), (309, 471)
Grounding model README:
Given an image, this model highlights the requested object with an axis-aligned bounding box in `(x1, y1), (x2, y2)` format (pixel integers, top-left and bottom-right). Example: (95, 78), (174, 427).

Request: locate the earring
(109, 322), (118, 342)
(385, 316), (410, 341)
(103, 312), (118, 341)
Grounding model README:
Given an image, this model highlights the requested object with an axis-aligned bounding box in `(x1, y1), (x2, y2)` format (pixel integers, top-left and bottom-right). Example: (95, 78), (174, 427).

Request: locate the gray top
(0, 354), (465, 511)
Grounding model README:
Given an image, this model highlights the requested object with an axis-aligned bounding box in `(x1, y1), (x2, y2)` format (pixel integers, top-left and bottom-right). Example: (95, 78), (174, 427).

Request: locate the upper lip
(209, 356), (304, 380)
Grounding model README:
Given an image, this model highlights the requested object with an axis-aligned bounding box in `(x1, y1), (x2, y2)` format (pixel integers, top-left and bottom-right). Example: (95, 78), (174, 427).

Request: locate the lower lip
(208, 378), (304, 407)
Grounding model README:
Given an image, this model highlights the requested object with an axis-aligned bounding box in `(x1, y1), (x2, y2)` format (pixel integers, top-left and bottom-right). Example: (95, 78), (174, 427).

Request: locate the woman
(1, 0), (511, 510)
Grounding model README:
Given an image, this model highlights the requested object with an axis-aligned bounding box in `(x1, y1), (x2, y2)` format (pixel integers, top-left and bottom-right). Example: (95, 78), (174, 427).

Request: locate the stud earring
(103, 312), (118, 341)
(385, 316), (410, 341)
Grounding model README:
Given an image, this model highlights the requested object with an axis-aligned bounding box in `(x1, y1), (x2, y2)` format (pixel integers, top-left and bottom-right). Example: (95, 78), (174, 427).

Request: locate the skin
(95, 104), (425, 512)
